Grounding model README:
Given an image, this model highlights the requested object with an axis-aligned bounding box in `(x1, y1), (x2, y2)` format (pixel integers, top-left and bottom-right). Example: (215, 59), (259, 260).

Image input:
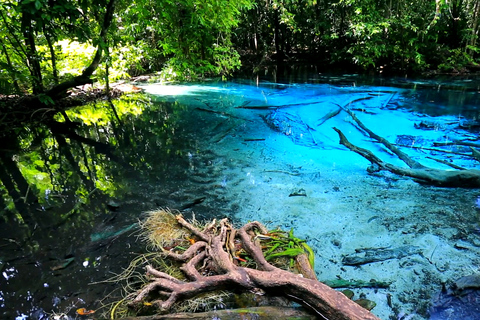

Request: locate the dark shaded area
(0, 93), (234, 319)
(430, 291), (480, 320)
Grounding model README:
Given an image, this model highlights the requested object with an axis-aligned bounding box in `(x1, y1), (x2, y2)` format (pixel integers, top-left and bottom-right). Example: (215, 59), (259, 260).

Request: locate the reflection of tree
(0, 93), (206, 320)
(52, 131), (95, 190)
(0, 94), (195, 243)
(0, 144), (37, 228)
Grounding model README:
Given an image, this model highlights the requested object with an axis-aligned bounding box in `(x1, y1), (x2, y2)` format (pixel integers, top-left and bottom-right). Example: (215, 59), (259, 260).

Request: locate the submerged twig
(426, 157), (466, 170)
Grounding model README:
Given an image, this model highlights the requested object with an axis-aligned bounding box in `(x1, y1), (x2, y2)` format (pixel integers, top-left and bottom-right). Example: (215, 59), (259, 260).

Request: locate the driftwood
(316, 106), (342, 127)
(342, 246), (423, 266)
(316, 97), (375, 128)
(433, 140), (480, 149)
(471, 147), (480, 162)
(236, 101), (323, 110)
(128, 215), (380, 320)
(333, 107), (480, 188)
(322, 279), (391, 289)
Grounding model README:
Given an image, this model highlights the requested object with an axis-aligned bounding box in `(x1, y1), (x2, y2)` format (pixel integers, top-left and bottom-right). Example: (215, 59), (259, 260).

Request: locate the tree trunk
(44, 27), (59, 85)
(469, 0), (480, 49)
(119, 306), (316, 319)
(21, 11), (44, 93)
(0, 40), (21, 93)
(44, 0), (116, 100)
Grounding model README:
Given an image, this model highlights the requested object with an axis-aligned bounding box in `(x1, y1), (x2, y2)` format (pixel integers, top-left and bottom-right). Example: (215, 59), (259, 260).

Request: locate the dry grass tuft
(139, 208), (189, 250)
(174, 291), (231, 313)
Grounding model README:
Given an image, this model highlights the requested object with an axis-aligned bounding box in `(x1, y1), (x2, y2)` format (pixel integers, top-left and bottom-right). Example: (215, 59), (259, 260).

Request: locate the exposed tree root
(333, 107), (480, 188)
(128, 215), (380, 320)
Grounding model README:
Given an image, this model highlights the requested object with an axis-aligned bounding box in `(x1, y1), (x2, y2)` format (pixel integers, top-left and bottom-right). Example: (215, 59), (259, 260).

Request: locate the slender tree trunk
(469, 0), (480, 49)
(21, 11), (44, 93)
(0, 40), (21, 93)
(44, 27), (59, 84)
(443, 0), (464, 49)
(0, 8), (34, 81)
(274, 8), (280, 57)
(105, 44), (110, 95)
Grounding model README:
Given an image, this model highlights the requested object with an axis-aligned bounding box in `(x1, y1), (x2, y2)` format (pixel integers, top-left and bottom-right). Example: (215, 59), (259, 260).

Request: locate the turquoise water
(1, 76), (480, 319)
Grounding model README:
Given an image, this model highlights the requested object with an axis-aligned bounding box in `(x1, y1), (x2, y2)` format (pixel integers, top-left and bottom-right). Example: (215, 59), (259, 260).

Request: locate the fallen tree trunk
(128, 215), (380, 320)
(333, 107), (480, 188)
(119, 306), (316, 319)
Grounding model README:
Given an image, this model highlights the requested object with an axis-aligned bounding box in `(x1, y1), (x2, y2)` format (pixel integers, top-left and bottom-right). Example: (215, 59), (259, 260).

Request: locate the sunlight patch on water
(139, 83), (229, 96)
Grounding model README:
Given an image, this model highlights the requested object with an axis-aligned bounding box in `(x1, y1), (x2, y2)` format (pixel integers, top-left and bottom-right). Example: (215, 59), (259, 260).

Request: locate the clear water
(1, 76), (480, 319)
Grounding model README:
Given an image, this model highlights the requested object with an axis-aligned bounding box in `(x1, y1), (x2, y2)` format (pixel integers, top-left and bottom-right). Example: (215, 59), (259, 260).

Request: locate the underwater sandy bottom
(142, 83), (480, 320)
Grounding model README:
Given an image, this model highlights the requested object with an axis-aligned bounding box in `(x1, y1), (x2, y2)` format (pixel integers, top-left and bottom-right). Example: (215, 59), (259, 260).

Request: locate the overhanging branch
(44, 0), (116, 99)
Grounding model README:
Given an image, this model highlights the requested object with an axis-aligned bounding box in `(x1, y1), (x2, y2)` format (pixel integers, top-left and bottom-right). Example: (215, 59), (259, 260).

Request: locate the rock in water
(430, 274), (480, 319)
(354, 299), (376, 311)
(453, 274), (480, 291)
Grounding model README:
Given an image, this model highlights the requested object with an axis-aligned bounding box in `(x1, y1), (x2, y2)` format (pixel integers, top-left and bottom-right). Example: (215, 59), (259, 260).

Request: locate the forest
(0, 0), (479, 99)
(2, 1), (480, 319)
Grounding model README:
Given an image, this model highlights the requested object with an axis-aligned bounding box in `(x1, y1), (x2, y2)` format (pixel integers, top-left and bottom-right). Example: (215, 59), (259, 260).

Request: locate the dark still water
(2, 76), (480, 320)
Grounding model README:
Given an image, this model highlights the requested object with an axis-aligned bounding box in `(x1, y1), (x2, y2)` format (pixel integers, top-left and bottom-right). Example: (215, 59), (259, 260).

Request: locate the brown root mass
(128, 215), (380, 320)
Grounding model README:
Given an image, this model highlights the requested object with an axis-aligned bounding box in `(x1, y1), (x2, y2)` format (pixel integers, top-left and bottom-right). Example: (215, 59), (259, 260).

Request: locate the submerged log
(322, 279), (391, 289)
(128, 215), (380, 320)
(334, 127), (480, 187)
(342, 246), (423, 266)
(333, 107), (480, 187)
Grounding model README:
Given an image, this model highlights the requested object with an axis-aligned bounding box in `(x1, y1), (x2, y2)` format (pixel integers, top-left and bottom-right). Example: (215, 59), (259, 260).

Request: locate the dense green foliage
(0, 0), (479, 96)
(0, 0), (251, 97)
(0, 0), (116, 96)
(119, 0), (252, 79)
(233, 0), (480, 74)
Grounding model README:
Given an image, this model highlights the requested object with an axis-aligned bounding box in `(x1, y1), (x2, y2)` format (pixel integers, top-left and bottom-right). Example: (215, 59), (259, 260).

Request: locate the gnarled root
(129, 215), (380, 320)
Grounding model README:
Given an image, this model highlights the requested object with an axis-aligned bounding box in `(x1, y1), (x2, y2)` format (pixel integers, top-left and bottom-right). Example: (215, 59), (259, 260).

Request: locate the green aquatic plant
(259, 227), (315, 270)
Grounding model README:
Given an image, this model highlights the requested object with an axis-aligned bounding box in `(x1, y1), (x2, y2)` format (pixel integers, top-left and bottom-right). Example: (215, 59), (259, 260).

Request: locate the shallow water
(1, 76), (480, 319)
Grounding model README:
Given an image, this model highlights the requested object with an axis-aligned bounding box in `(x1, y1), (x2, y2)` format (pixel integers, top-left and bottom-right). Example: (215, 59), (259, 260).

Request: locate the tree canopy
(0, 0), (479, 98)
(233, 0), (480, 75)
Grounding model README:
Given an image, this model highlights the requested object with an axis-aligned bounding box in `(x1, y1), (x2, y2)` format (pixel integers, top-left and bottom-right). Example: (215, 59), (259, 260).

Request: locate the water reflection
(0, 94), (209, 319)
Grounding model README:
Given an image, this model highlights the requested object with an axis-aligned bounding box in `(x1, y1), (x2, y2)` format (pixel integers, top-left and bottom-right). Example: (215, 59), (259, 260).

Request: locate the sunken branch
(334, 107), (480, 188)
